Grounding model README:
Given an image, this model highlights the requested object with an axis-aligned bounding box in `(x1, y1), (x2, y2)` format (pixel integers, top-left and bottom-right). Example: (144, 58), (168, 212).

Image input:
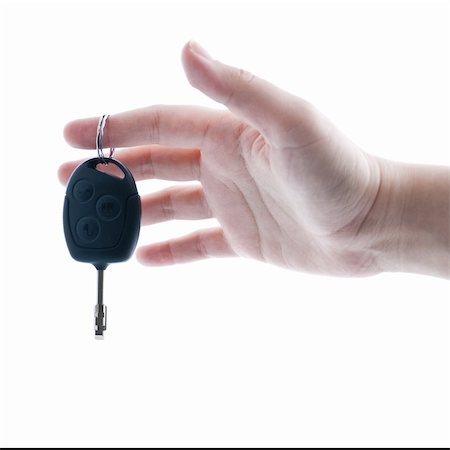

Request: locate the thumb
(181, 40), (311, 142)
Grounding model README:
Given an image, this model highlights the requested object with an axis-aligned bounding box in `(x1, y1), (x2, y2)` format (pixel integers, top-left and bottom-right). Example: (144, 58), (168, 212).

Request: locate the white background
(1, 0), (449, 447)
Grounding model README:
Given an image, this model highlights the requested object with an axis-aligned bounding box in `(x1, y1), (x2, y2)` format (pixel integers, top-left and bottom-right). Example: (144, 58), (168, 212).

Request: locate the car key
(63, 115), (141, 338)
(63, 157), (141, 338)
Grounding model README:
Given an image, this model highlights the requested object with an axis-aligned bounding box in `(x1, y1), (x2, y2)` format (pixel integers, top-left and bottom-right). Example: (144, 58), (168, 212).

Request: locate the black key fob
(63, 157), (141, 270)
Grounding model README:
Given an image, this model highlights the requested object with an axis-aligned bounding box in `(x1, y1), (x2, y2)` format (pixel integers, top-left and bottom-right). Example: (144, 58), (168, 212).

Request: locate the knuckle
(161, 187), (176, 220)
(195, 232), (209, 258)
(231, 120), (249, 143)
(225, 68), (256, 107)
(142, 148), (155, 179)
(146, 105), (162, 142)
(236, 67), (255, 85)
(232, 120), (265, 152)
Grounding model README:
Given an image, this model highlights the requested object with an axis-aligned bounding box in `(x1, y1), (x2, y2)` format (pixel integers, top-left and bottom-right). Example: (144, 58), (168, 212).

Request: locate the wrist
(366, 158), (450, 278)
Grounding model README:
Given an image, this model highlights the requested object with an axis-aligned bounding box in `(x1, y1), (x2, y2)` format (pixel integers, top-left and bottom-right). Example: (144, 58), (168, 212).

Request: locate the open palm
(60, 41), (382, 276)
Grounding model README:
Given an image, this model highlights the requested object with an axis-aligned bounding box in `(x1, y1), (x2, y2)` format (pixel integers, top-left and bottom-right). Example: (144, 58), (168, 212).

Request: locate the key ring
(96, 114), (115, 164)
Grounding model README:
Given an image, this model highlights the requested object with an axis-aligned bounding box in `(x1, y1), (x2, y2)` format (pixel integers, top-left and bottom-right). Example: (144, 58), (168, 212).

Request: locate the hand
(59, 41), (449, 278)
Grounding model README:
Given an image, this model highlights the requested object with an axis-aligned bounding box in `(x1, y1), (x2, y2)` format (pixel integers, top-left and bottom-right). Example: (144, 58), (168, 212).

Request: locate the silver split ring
(96, 114), (115, 164)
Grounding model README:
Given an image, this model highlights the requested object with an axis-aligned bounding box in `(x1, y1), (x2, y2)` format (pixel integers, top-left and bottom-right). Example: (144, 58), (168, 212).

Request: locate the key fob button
(76, 217), (101, 243)
(96, 195), (122, 221)
(73, 179), (95, 203)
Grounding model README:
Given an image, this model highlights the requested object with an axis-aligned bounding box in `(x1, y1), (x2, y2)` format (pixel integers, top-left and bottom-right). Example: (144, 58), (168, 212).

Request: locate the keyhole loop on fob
(95, 162), (126, 179)
(96, 114), (115, 164)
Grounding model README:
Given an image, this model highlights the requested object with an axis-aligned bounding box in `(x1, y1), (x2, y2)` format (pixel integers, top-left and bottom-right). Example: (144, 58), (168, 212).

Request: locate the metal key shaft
(95, 269), (107, 339)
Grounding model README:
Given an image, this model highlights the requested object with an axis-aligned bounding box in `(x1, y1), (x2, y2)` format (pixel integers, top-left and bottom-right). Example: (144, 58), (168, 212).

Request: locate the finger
(181, 40), (322, 145)
(63, 105), (225, 150)
(136, 227), (236, 265)
(57, 145), (200, 186)
(141, 185), (212, 225)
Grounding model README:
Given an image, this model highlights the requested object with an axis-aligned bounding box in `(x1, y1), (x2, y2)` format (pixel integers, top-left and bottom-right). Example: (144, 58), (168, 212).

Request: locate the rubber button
(76, 217), (100, 242)
(96, 195), (122, 221)
(73, 180), (95, 203)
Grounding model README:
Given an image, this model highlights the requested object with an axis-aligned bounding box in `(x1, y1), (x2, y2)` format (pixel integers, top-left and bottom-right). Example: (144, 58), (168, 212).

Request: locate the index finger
(63, 105), (225, 150)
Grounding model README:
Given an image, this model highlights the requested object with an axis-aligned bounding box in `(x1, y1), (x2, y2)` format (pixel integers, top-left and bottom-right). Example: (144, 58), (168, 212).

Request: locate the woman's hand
(59, 41), (449, 278)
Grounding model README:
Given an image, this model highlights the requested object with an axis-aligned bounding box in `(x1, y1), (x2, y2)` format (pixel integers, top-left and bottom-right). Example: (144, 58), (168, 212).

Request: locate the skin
(58, 41), (450, 278)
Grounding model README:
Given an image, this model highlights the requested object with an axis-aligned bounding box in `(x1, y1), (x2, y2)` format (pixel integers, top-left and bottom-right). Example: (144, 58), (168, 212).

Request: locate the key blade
(95, 269), (107, 339)
(95, 304), (107, 338)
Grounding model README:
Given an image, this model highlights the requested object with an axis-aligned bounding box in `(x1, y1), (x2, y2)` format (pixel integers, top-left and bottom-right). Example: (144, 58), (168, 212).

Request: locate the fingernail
(189, 40), (212, 60)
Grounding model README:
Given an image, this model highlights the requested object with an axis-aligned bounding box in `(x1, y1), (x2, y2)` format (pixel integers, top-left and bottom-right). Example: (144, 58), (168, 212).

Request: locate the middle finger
(58, 144), (201, 185)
